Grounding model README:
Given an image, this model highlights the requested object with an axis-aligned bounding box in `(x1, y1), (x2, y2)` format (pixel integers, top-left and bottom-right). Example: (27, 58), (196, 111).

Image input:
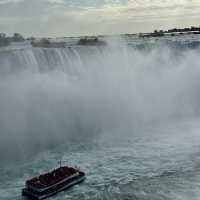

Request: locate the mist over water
(0, 38), (200, 161)
(1, 37), (200, 200)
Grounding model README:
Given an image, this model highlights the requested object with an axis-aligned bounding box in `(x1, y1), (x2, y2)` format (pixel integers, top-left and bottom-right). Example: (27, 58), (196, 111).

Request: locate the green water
(1, 36), (200, 200)
(1, 120), (200, 200)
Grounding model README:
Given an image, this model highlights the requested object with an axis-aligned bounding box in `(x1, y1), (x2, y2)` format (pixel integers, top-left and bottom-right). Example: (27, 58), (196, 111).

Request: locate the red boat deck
(26, 167), (78, 189)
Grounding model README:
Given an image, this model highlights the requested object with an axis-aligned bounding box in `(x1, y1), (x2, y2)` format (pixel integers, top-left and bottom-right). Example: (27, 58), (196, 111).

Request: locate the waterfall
(0, 40), (200, 161)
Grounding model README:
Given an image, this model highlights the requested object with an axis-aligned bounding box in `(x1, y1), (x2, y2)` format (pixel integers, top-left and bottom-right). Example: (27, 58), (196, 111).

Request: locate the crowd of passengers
(27, 167), (77, 188)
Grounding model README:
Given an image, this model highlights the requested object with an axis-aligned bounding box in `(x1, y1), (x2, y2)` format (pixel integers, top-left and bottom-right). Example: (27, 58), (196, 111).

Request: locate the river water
(1, 35), (200, 200)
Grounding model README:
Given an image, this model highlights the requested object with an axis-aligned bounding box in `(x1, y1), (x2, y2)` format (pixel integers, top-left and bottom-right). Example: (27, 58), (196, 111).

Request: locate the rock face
(77, 37), (106, 46)
(31, 39), (66, 48)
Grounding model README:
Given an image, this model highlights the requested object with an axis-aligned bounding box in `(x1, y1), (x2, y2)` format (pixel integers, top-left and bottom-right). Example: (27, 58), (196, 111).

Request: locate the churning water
(1, 35), (200, 199)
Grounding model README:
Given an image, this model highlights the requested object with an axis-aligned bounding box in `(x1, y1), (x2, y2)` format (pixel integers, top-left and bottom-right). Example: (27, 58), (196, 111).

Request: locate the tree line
(0, 33), (25, 47)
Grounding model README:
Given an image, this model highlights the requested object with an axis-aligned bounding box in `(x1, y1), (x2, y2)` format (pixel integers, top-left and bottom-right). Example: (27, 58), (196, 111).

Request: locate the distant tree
(31, 38), (51, 47)
(13, 33), (24, 42)
(0, 33), (6, 38)
(77, 37), (105, 46)
(27, 37), (35, 41)
(139, 33), (143, 38)
(152, 29), (164, 37)
(0, 33), (10, 47)
(40, 38), (51, 46)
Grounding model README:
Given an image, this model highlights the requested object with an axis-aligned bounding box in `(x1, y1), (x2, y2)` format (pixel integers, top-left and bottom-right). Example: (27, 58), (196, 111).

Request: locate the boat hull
(22, 175), (85, 200)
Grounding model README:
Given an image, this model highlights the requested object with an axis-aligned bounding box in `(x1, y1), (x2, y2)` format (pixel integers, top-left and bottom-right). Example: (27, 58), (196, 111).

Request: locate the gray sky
(0, 0), (200, 37)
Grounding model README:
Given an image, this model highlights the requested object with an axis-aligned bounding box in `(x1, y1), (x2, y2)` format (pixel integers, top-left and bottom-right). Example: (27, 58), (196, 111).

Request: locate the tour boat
(22, 163), (85, 200)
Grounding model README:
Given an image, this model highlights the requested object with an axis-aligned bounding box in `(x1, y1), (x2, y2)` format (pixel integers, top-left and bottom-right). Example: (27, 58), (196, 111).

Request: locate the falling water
(1, 36), (200, 199)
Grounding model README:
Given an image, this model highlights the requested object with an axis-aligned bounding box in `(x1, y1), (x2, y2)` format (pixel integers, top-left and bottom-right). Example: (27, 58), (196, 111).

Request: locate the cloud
(0, 0), (200, 36)
(47, 0), (64, 4)
(0, 0), (23, 4)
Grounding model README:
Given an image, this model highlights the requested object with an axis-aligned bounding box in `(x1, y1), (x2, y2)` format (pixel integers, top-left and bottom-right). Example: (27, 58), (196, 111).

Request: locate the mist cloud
(0, 40), (200, 161)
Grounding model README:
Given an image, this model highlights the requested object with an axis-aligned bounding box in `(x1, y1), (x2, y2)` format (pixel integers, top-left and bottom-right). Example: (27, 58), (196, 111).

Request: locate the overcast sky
(0, 0), (200, 37)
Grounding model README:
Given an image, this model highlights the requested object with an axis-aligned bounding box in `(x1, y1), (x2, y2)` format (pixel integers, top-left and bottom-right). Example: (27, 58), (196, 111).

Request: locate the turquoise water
(1, 36), (200, 199)
(1, 120), (200, 200)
